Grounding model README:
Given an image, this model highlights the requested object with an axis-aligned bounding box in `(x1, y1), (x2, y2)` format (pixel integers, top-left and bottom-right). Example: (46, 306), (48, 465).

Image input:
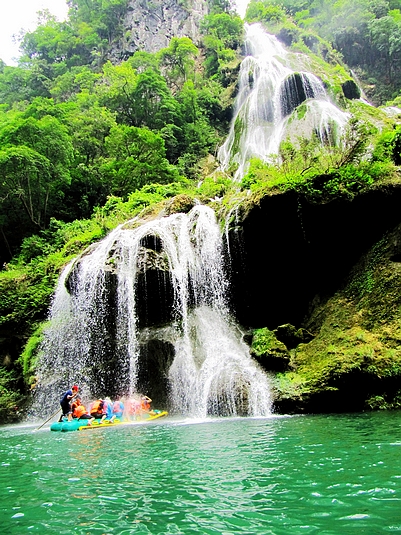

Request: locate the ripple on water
(0, 413), (401, 534)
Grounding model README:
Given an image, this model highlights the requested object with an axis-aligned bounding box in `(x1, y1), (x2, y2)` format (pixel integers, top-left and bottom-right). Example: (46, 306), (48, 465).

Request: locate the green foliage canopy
(101, 124), (180, 197)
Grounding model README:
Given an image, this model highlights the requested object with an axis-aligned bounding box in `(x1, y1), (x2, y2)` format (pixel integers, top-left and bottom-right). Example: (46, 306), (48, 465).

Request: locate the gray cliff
(110, 0), (209, 61)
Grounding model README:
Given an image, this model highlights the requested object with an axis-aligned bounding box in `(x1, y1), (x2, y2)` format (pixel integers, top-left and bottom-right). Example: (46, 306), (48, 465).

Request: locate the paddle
(33, 408), (61, 432)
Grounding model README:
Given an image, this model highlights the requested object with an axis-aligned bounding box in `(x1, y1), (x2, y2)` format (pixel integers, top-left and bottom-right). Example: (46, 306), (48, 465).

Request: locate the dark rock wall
(280, 73), (315, 118)
(228, 184), (401, 330)
(136, 270), (176, 329)
(137, 338), (175, 406)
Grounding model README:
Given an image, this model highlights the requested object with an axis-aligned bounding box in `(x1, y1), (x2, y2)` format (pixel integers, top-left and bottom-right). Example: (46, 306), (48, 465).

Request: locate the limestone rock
(109, 0), (208, 62)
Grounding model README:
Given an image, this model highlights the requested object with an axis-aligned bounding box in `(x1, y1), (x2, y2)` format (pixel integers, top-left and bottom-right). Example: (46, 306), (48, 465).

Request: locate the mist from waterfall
(218, 23), (350, 180)
(33, 205), (272, 418)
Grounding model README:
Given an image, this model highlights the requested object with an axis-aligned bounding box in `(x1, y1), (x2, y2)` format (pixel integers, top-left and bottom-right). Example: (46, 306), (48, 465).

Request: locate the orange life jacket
(91, 400), (104, 414)
(71, 400), (80, 412)
(141, 399), (150, 411)
(74, 405), (87, 418)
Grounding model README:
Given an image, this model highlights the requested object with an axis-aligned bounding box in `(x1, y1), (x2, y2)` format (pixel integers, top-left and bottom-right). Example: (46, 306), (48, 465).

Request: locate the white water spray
(33, 205), (271, 418)
(218, 23), (350, 180)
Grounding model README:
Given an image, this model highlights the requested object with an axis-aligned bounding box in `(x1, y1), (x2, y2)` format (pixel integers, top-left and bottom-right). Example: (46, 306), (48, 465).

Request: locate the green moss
(251, 327), (287, 356)
(297, 103), (307, 120)
(271, 226), (401, 409)
(0, 366), (24, 423)
(271, 371), (306, 401)
(231, 115), (245, 161)
(19, 323), (48, 384)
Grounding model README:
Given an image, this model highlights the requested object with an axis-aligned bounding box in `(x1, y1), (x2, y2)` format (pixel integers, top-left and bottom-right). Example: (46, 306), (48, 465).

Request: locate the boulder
(342, 79), (361, 100)
(250, 327), (291, 372)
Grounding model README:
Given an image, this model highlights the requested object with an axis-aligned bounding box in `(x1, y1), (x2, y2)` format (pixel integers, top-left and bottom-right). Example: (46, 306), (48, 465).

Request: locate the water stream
(218, 23), (350, 179)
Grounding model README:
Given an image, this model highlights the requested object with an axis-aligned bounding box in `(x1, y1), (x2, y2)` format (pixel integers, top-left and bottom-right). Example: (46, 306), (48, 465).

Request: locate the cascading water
(33, 205), (272, 418)
(218, 22), (350, 180)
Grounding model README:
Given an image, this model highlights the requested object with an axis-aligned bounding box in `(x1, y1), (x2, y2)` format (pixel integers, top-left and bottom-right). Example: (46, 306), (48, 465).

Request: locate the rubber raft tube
(50, 411), (168, 432)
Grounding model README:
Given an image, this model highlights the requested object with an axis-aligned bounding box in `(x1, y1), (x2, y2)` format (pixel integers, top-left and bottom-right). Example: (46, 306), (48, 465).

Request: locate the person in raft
(72, 399), (95, 424)
(109, 398), (125, 422)
(90, 399), (107, 422)
(104, 397), (113, 420)
(70, 396), (81, 414)
(58, 385), (79, 422)
(141, 395), (152, 413)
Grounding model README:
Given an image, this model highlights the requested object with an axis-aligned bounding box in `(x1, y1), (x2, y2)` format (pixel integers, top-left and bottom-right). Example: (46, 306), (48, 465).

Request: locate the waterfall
(33, 205), (272, 418)
(218, 23), (350, 180)
(235, 0), (250, 19)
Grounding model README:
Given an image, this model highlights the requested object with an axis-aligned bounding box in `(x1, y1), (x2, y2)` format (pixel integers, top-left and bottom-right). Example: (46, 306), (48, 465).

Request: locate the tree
(0, 114), (73, 239)
(100, 125), (180, 197)
(369, 15), (401, 81)
(67, 101), (116, 164)
(201, 13), (243, 49)
(246, 2), (287, 23)
(20, 16), (70, 64)
(158, 37), (199, 90)
(50, 66), (101, 101)
(0, 66), (51, 106)
(99, 62), (178, 129)
(0, 146), (52, 229)
(97, 60), (137, 123)
(208, 0), (233, 15)
(132, 69), (178, 129)
(201, 13), (243, 80)
(68, 0), (129, 46)
(128, 51), (160, 74)
(0, 115), (73, 177)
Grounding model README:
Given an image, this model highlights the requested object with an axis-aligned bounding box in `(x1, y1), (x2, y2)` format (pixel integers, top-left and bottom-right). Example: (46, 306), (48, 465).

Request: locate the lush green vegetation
(236, 117), (400, 207)
(0, 1), (245, 267)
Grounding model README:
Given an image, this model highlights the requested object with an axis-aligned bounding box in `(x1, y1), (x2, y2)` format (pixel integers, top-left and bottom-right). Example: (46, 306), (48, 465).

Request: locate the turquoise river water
(1, 412), (401, 534)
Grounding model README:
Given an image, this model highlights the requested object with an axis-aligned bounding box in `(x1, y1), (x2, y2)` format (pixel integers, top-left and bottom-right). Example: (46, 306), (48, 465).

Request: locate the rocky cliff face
(228, 183), (401, 330)
(110, 0), (208, 62)
(225, 180), (401, 413)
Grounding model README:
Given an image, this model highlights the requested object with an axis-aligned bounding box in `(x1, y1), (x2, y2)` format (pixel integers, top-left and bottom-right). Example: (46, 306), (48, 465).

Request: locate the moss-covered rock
(342, 79), (361, 100)
(250, 327), (291, 372)
(163, 194), (196, 215)
(274, 323), (314, 349)
(271, 223), (401, 413)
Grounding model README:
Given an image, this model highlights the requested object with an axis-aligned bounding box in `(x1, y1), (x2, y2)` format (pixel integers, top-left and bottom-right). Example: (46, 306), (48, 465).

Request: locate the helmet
(72, 385), (79, 391)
